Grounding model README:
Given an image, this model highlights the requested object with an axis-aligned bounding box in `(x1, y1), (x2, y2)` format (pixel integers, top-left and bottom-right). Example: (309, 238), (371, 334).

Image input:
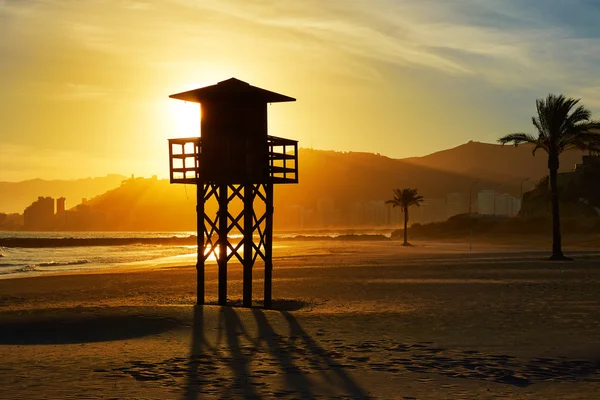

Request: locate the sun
(169, 100), (200, 138)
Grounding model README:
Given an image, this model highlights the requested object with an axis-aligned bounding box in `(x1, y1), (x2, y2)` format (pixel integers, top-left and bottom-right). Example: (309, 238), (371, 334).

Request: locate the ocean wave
(0, 265), (38, 275)
(0, 236), (197, 248)
(37, 260), (90, 267)
(0, 263), (27, 268)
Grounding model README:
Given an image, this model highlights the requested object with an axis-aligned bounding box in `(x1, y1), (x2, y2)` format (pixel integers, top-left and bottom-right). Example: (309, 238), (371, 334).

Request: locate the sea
(0, 230), (393, 279)
(0, 231), (203, 278)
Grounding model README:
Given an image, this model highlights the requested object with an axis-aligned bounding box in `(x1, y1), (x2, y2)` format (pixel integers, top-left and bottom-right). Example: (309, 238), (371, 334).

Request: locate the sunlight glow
(169, 100), (200, 138)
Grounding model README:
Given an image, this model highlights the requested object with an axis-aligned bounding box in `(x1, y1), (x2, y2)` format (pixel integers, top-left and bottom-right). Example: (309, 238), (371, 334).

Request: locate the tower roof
(169, 78), (296, 103)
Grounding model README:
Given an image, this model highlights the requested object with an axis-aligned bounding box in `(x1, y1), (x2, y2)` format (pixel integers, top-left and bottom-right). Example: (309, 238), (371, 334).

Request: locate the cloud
(120, 0), (153, 10)
(0, 144), (105, 181)
(162, 0), (600, 92)
(3, 0), (600, 177)
(54, 83), (112, 101)
(0, 142), (158, 181)
(67, 22), (116, 53)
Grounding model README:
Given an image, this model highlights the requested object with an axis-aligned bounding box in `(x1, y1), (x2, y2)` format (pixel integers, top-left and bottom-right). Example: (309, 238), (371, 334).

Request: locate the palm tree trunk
(548, 153), (568, 260)
(403, 208), (409, 246)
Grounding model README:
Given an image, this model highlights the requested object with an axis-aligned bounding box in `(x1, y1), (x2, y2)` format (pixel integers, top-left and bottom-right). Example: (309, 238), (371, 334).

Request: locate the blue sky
(1, 0), (600, 180)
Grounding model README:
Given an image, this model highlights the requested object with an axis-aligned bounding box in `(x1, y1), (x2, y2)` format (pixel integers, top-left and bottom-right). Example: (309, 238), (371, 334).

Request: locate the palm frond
(532, 116), (548, 141)
(385, 199), (400, 208)
(563, 104), (591, 128)
(557, 123), (598, 152)
(562, 131), (600, 152)
(501, 94), (598, 157)
(386, 188), (424, 212)
(497, 133), (538, 146)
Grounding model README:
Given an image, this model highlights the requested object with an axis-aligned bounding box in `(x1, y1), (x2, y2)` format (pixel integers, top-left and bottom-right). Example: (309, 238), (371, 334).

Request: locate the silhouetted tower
(56, 197), (66, 215)
(168, 78), (298, 308)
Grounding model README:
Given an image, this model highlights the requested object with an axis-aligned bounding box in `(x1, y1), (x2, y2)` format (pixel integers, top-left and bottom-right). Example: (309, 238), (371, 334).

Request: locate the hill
(1, 141), (589, 230)
(275, 142), (585, 209)
(0, 175), (127, 214)
(402, 140), (584, 182)
(66, 176), (198, 231)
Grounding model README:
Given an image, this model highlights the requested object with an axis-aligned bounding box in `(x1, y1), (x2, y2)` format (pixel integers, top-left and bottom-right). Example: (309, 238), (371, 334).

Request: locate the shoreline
(2, 238), (600, 281)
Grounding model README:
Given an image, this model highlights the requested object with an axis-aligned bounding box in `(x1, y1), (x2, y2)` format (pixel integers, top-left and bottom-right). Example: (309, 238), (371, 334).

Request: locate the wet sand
(1, 240), (600, 399)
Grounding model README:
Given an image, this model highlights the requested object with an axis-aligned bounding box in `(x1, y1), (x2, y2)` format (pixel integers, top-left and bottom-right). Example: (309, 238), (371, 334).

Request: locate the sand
(1, 240), (600, 399)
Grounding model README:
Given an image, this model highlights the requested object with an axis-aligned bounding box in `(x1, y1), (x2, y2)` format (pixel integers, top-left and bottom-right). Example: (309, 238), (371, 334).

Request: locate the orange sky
(2, 0), (600, 181)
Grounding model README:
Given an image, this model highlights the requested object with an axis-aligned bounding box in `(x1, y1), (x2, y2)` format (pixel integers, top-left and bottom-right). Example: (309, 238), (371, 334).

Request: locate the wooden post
(218, 184), (228, 305)
(196, 184), (205, 305)
(243, 184), (254, 307)
(264, 183), (274, 309)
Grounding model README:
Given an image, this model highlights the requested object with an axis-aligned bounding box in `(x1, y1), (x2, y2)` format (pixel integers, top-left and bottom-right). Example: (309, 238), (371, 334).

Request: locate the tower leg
(243, 184), (254, 307)
(264, 183), (274, 309)
(218, 184), (228, 305)
(196, 184), (205, 305)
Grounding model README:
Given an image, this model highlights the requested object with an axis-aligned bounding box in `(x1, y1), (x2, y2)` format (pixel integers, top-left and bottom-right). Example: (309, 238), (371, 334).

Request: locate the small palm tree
(498, 94), (600, 260)
(386, 188), (424, 246)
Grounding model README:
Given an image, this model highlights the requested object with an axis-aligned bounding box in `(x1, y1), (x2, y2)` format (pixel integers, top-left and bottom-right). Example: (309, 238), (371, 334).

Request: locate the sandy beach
(1, 239), (600, 399)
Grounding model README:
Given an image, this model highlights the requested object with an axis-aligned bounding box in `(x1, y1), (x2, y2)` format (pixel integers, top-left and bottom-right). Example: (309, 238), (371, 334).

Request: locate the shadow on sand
(185, 304), (369, 399)
(0, 312), (182, 345)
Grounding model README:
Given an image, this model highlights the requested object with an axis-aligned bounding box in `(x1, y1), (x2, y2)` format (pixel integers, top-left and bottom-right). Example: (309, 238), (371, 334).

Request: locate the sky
(2, 0), (600, 181)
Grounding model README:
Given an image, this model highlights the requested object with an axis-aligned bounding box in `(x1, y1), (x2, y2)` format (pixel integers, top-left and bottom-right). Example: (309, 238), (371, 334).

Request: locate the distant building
(387, 202), (403, 227)
(575, 154), (600, 171)
(477, 190), (495, 215)
(510, 196), (521, 217)
(24, 196), (55, 230)
(56, 197), (66, 215)
(56, 197), (67, 228)
(478, 190), (520, 216)
(316, 197), (335, 227)
(418, 198), (446, 223)
(560, 154), (600, 187)
(370, 200), (387, 226)
(445, 192), (468, 219)
(349, 201), (365, 227)
(279, 205), (305, 229)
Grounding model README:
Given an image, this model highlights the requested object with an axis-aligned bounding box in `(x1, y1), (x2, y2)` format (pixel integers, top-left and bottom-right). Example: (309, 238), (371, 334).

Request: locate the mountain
(1, 141), (589, 230)
(67, 176), (199, 231)
(402, 140), (584, 182)
(275, 142), (585, 209)
(0, 175), (127, 214)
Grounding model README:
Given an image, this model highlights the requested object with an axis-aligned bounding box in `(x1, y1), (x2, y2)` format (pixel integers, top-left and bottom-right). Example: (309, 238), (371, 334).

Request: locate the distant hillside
(0, 175), (127, 214)
(275, 142), (586, 209)
(72, 176), (198, 231)
(2, 141), (590, 230)
(402, 140), (584, 182)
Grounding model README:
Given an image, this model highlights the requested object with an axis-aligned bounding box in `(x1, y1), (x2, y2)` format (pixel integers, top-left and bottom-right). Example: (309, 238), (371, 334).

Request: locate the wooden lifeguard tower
(167, 78), (298, 308)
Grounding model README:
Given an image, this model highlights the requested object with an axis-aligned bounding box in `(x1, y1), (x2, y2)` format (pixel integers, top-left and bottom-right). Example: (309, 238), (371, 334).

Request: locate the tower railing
(268, 135), (298, 184)
(168, 135), (298, 184)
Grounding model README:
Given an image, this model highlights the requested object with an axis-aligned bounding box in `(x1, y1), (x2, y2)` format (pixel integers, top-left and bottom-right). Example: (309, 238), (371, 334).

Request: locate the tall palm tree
(386, 188), (424, 246)
(498, 94), (600, 260)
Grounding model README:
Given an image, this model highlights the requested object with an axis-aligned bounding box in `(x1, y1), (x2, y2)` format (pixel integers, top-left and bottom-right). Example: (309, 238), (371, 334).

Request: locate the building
(477, 190), (495, 215)
(445, 192), (468, 219)
(279, 205), (305, 229)
(23, 196), (55, 230)
(478, 190), (520, 216)
(417, 198), (446, 223)
(348, 201), (365, 227)
(316, 197), (335, 227)
(387, 202), (403, 227)
(56, 197), (66, 215)
(370, 200), (387, 226)
(56, 197), (67, 228)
